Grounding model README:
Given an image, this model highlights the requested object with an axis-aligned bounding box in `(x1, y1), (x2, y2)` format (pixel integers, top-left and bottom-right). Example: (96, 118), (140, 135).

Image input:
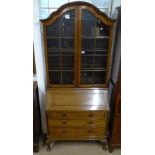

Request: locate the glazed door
(80, 9), (110, 87)
(41, 4), (114, 88)
(46, 9), (76, 87)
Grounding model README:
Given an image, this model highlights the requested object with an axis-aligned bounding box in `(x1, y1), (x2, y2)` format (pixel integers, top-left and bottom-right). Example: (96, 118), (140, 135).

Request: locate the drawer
(48, 128), (105, 139)
(48, 119), (106, 128)
(47, 111), (107, 120)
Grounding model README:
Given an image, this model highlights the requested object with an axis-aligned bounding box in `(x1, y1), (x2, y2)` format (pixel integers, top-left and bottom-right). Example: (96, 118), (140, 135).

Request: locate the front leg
(100, 139), (108, 151)
(46, 140), (55, 152)
(46, 140), (51, 152)
(108, 144), (113, 153)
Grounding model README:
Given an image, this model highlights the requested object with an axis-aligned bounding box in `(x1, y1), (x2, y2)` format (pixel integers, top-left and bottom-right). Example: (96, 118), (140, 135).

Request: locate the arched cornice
(40, 2), (115, 26)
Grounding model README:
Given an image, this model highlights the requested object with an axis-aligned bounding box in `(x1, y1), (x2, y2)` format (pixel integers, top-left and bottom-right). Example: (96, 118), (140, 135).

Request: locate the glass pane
(81, 56), (93, 69)
(82, 10), (96, 36)
(95, 49), (107, 55)
(61, 48), (74, 55)
(48, 55), (60, 70)
(81, 50), (94, 55)
(81, 71), (94, 84)
(46, 19), (60, 36)
(46, 10), (75, 85)
(95, 38), (109, 50)
(94, 55), (107, 69)
(60, 11), (75, 36)
(48, 55), (60, 64)
(94, 71), (106, 84)
(81, 9), (110, 85)
(96, 20), (110, 36)
(81, 71), (93, 84)
(48, 48), (60, 55)
(82, 39), (95, 50)
(62, 55), (74, 70)
(61, 38), (74, 48)
(49, 71), (61, 84)
(62, 71), (74, 84)
(47, 39), (59, 48)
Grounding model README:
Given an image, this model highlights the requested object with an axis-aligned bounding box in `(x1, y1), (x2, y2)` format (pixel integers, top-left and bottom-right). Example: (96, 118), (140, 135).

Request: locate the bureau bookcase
(40, 1), (115, 151)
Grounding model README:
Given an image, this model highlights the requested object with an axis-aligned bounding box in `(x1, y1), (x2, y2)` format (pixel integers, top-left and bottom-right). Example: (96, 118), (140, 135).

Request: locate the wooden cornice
(40, 2), (115, 26)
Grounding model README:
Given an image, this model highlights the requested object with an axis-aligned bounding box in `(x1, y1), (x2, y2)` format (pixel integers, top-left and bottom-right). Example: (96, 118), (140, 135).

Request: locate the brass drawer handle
(88, 130), (93, 133)
(62, 121), (67, 124)
(62, 113), (67, 117)
(103, 113), (106, 118)
(62, 130), (67, 134)
(88, 121), (93, 124)
(89, 114), (94, 117)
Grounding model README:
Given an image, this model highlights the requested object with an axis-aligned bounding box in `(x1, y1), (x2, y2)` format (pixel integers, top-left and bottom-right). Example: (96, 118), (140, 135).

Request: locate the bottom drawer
(49, 128), (105, 139)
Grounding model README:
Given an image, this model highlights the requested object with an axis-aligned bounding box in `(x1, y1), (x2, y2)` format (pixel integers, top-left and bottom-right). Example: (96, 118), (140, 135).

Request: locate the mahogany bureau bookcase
(40, 2), (115, 152)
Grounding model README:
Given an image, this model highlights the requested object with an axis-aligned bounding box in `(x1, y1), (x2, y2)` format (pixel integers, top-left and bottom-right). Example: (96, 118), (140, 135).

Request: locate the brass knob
(103, 113), (106, 118)
(88, 130), (93, 133)
(62, 130), (67, 134)
(89, 114), (94, 117)
(62, 121), (67, 124)
(62, 113), (66, 117)
(88, 121), (93, 124)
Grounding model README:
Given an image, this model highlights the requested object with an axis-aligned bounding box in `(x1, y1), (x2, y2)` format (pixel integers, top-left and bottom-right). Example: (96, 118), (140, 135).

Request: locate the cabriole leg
(46, 140), (51, 152)
(46, 140), (55, 152)
(100, 139), (108, 151)
(108, 144), (113, 153)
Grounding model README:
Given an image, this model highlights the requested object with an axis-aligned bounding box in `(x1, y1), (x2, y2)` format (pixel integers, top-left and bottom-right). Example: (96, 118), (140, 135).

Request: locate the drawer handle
(62, 121), (67, 124)
(62, 130), (67, 134)
(88, 121), (93, 124)
(88, 130), (93, 133)
(103, 113), (106, 118)
(89, 114), (94, 117)
(62, 114), (67, 117)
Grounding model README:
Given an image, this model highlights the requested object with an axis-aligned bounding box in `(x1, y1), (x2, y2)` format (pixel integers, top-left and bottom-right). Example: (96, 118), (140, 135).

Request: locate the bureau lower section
(46, 111), (109, 151)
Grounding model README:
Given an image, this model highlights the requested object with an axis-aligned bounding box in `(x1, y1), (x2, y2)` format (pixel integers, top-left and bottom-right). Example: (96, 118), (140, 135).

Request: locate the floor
(34, 140), (121, 155)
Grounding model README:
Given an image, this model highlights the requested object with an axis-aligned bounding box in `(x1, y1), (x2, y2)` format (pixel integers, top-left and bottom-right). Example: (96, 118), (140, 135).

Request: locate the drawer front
(47, 111), (107, 120)
(49, 128), (105, 139)
(48, 119), (106, 128)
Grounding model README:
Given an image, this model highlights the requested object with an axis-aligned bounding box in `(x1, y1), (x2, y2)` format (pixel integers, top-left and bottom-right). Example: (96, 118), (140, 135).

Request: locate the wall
(33, 0), (47, 133)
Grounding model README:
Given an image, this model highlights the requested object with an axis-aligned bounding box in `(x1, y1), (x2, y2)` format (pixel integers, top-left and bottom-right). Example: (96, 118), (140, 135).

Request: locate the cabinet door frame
(41, 2), (115, 88)
(41, 6), (78, 88)
(77, 6), (115, 88)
